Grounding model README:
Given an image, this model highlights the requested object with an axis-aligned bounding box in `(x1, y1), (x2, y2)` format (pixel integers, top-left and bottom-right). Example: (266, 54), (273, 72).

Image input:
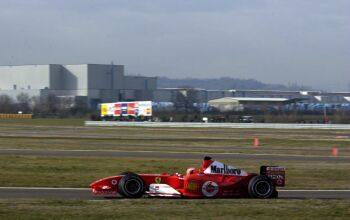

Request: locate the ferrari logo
(155, 177), (161, 184)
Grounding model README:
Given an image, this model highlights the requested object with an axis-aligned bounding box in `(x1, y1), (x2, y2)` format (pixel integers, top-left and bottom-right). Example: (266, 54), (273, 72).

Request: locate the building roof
(209, 97), (288, 103)
(208, 97), (240, 104)
(232, 97), (288, 102)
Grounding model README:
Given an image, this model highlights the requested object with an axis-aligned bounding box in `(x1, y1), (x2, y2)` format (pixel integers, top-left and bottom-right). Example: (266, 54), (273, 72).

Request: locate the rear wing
(260, 166), (286, 187)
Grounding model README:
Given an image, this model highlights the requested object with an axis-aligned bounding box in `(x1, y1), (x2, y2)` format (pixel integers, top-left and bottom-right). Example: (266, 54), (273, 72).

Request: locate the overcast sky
(0, 0), (349, 91)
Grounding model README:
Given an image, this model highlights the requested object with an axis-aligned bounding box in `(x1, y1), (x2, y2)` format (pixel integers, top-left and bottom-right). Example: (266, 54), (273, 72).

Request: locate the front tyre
(248, 175), (275, 198)
(118, 173), (145, 198)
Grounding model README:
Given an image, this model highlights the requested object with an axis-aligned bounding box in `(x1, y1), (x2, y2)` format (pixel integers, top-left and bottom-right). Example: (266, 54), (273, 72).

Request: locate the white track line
(0, 187), (89, 190)
(0, 187), (349, 192)
(279, 189), (350, 192)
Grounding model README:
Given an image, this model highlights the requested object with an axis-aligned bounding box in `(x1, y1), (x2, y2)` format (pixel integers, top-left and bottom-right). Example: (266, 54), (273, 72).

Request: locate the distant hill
(158, 77), (312, 91)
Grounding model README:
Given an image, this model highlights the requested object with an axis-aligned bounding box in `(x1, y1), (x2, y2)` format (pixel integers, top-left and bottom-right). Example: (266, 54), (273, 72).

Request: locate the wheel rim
(125, 179), (142, 195)
(256, 181), (271, 196)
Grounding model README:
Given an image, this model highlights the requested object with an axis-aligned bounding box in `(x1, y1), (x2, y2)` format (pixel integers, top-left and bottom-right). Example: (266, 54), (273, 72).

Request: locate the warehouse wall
(113, 65), (124, 89)
(61, 64), (87, 96)
(0, 64), (155, 108)
(87, 64), (124, 90)
(124, 76), (157, 90)
(0, 65), (50, 90)
(153, 89), (176, 102)
(49, 64), (63, 90)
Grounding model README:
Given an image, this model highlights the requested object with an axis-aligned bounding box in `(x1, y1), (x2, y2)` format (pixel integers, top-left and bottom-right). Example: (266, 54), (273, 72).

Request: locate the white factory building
(153, 88), (350, 104)
(0, 64), (157, 108)
(1, 64), (349, 111)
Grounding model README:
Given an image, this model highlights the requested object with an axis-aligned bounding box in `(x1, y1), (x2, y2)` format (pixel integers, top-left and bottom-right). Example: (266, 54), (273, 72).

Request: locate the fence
(85, 121), (350, 130)
(0, 114), (33, 119)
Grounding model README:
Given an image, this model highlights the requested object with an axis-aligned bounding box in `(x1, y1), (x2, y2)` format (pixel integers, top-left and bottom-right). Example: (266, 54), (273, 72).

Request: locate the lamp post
(314, 95), (328, 124)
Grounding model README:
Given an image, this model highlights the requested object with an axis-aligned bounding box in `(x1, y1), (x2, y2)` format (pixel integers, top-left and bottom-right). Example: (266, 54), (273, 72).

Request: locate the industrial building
(0, 64), (157, 108)
(208, 97), (293, 112)
(154, 88), (350, 112)
(154, 88), (350, 104)
(1, 64), (349, 112)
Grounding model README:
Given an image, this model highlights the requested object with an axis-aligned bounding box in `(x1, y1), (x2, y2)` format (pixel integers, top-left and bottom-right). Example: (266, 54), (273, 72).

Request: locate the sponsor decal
(111, 179), (118, 185)
(155, 177), (162, 184)
(186, 181), (199, 191)
(267, 166), (285, 171)
(114, 103), (121, 115)
(201, 181), (219, 197)
(204, 161), (248, 176)
(210, 164), (241, 175)
(101, 105), (107, 115)
(102, 185), (111, 190)
(268, 174), (284, 180)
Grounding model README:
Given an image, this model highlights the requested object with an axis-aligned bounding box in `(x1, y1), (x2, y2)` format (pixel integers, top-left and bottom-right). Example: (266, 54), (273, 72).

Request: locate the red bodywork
(90, 157), (285, 198)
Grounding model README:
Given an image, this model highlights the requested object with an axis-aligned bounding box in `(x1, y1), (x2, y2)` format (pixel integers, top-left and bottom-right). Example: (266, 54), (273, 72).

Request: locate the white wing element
(147, 184), (181, 197)
(204, 161), (248, 176)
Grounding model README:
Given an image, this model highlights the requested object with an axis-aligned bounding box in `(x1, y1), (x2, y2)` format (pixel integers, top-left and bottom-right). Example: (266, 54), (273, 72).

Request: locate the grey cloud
(0, 0), (349, 91)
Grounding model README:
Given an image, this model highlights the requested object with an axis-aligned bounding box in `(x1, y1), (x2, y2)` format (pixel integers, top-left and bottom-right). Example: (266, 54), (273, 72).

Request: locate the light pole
(314, 95), (328, 123)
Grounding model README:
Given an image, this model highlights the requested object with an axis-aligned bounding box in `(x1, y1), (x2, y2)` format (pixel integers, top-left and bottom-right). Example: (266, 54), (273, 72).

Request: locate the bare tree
(32, 94), (60, 116)
(0, 95), (15, 113)
(30, 96), (42, 115)
(70, 96), (88, 115)
(45, 94), (59, 115)
(16, 93), (31, 113)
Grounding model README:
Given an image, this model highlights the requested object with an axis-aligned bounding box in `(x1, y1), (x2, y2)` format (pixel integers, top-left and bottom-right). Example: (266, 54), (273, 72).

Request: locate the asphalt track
(0, 187), (349, 200)
(0, 149), (349, 162)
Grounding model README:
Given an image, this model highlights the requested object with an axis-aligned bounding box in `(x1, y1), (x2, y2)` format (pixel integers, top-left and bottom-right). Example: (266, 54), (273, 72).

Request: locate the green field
(1, 199), (349, 220)
(0, 119), (349, 156)
(0, 156), (349, 189)
(0, 119), (349, 219)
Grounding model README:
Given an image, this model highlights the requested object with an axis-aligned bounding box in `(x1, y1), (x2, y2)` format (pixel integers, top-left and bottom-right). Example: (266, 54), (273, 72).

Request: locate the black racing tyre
(118, 173), (145, 198)
(119, 171), (135, 175)
(271, 190), (278, 199)
(248, 175), (275, 199)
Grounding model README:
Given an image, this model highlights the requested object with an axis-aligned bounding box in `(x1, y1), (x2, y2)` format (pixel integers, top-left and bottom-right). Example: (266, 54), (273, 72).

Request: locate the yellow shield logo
(155, 177), (161, 184)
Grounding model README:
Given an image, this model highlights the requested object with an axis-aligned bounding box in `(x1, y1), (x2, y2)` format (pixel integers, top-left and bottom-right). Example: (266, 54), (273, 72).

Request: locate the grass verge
(0, 136), (349, 156)
(0, 199), (349, 220)
(1, 156), (349, 189)
(0, 120), (349, 156)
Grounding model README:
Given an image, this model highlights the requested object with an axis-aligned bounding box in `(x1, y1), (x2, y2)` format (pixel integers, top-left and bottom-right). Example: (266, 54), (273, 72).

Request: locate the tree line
(0, 93), (88, 117)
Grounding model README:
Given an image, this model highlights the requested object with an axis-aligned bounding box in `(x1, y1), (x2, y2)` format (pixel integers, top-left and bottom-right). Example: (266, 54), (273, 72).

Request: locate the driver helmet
(186, 167), (196, 175)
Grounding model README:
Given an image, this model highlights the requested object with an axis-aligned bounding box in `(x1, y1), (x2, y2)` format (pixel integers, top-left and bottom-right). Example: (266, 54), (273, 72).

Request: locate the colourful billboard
(100, 101), (152, 117)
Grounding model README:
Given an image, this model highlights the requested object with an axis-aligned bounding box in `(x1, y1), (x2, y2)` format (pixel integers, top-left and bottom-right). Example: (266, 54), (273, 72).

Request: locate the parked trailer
(100, 101), (152, 121)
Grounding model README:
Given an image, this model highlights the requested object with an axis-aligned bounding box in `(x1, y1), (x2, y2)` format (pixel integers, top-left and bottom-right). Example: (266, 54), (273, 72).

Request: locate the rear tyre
(118, 173), (145, 198)
(271, 190), (278, 199)
(248, 175), (275, 198)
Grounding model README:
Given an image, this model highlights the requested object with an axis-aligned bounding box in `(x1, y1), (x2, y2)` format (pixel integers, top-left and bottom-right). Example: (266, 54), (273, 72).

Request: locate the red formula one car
(90, 156), (286, 199)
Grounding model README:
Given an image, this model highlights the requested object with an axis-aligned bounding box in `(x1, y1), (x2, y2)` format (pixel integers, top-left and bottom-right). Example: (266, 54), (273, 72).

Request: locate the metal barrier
(85, 121), (350, 130)
(0, 114), (33, 119)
